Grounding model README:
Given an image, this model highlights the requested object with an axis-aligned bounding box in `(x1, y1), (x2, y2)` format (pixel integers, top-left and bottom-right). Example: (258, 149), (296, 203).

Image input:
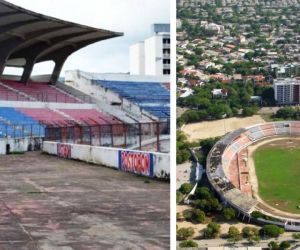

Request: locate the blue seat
(0, 107), (45, 138)
(95, 80), (170, 119)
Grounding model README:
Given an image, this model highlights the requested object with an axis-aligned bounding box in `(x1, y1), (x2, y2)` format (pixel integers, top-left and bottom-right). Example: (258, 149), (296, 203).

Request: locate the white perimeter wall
(43, 141), (170, 179)
(0, 137), (43, 154)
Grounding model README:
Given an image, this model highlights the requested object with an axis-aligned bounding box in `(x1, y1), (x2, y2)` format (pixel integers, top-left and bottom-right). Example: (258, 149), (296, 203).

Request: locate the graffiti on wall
(118, 151), (154, 177)
(57, 143), (71, 159)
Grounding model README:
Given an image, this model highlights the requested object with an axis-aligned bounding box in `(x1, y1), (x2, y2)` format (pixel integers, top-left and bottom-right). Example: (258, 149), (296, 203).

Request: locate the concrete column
(50, 59), (65, 84)
(0, 38), (24, 77)
(0, 58), (7, 77)
(20, 57), (35, 84)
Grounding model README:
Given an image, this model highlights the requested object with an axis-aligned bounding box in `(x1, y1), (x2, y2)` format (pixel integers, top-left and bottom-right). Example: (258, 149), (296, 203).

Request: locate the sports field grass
(254, 146), (300, 214)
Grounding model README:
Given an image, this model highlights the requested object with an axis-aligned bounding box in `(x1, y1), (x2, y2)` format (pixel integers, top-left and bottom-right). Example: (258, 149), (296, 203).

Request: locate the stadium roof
(0, 0), (123, 84)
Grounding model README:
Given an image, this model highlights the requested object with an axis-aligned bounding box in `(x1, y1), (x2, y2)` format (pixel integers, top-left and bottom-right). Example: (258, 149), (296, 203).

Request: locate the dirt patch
(176, 205), (260, 238)
(182, 115), (266, 142)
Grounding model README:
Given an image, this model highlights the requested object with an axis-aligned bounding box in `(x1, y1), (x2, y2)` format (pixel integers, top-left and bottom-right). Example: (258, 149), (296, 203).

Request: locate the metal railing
(0, 91), (92, 103)
(0, 124), (46, 138)
(45, 121), (170, 152)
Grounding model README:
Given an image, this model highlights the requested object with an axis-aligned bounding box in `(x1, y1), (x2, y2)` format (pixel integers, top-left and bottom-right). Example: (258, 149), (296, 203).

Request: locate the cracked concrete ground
(0, 152), (170, 250)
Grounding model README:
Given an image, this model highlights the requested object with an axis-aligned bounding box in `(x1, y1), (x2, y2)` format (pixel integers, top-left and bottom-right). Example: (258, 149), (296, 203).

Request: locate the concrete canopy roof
(0, 0), (123, 83)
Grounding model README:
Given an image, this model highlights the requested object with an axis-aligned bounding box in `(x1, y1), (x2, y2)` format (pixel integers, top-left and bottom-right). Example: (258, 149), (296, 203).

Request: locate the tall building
(273, 78), (300, 104)
(130, 24), (170, 76)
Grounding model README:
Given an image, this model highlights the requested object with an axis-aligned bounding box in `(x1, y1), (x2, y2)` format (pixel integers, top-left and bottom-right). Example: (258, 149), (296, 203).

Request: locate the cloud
(5, 0), (170, 75)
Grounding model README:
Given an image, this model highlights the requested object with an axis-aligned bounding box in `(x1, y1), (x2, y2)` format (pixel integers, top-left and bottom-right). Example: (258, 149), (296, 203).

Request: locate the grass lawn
(254, 147), (300, 214)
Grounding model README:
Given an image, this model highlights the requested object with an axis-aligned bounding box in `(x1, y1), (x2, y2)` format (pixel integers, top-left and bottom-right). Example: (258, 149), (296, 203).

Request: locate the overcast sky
(5, 0), (170, 76)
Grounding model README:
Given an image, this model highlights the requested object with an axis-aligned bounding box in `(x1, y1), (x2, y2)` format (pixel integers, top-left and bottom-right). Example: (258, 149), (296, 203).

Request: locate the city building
(130, 24), (170, 76)
(273, 78), (300, 104)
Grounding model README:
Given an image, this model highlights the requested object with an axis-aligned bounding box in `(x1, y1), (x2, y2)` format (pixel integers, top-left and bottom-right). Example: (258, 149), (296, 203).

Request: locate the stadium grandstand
(0, 1), (170, 248)
(0, 0), (170, 154)
(206, 121), (300, 231)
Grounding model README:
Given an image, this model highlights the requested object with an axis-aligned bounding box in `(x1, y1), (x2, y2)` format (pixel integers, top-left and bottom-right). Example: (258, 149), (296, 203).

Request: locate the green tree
(276, 107), (296, 119)
(280, 241), (291, 249)
(227, 226), (242, 243)
(250, 235), (261, 244)
(195, 187), (212, 199)
(203, 222), (221, 239)
(222, 208), (236, 220)
(179, 240), (198, 248)
(191, 208), (206, 223)
(242, 226), (259, 238)
(260, 225), (284, 238)
(292, 233), (300, 240)
(179, 183), (194, 195)
(177, 191), (184, 204)
(177, 227), (195, 240)
(243, 106), (258, 117)
(182, 209), (192, 221)
(268, 241), (279, 250)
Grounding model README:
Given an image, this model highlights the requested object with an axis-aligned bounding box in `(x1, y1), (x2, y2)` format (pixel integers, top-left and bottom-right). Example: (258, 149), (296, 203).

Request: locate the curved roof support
(0, 37), (23, 75)
(0, 26), (75, 76)
(0, 0), (122, 83)
(37, 36), (112, 62)
(50, 58), (67, 84)
(0, 20), (40, 34)
(18, 31), (94, 83)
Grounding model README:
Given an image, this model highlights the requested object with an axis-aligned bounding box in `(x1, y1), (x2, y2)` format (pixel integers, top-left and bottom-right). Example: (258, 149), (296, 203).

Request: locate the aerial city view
(176, 0), (300, 249)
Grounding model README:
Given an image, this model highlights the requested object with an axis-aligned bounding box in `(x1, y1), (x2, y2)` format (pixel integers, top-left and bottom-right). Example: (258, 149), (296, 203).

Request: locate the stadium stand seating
(290, 122), (300, 135)
(60, 109), (121, 126)
(207, 121), (300, 225)
(17, 108), (73, 126)
(260, 123), (276, 137)
(0, 84), (30, 101)
(0, 107), (44, 138)
(0, 106), (125, 138)
(94, 80), (170, 119)
(1, 80), (81, 103)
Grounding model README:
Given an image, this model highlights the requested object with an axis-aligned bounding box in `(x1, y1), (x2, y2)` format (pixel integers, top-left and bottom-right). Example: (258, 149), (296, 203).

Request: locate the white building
(273, 78), (300, 104)
(130, 42), (145, 75)
(130, 24), (170, 76)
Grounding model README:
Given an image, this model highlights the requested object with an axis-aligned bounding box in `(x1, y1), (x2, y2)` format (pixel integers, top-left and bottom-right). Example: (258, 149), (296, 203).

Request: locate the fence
(0, 124), (45, 138)
(0, 91), (92, 103)
(45, 121), (170, 152)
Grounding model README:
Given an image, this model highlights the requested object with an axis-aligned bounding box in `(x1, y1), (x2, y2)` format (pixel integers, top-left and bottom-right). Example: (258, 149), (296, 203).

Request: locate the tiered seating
(260, 124), (276, 137)
(228, 154), (240, 189)
(95, 80), (170, 119)
(0, 108), (44, 138)
(290, 122), (300, 135)
(2, 80), (81, 103)
(0, 85), (30, 101)
(274, 122), (290, 135)
(59, 109), (121, 126)
(17, 108), (72, 126)
(222, 148), (235, 168)
(246, 126), (264, 141)
(237, 149), (252, 196)
(143, 106), (170, 119)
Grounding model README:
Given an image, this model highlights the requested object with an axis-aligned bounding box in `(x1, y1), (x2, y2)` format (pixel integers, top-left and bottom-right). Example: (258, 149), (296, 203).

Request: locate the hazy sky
(5, 0), (170, 76)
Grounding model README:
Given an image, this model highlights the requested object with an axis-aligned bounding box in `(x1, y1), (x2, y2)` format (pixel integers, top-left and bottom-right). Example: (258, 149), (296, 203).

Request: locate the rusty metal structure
(45, 121), (170, 152)
(0, 0), (122, 84)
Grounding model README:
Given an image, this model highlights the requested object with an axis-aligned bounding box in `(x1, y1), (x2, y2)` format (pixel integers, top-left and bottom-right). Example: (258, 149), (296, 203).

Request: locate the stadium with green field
(254, 142), (300, 214)
(206, 121), (300, 231)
